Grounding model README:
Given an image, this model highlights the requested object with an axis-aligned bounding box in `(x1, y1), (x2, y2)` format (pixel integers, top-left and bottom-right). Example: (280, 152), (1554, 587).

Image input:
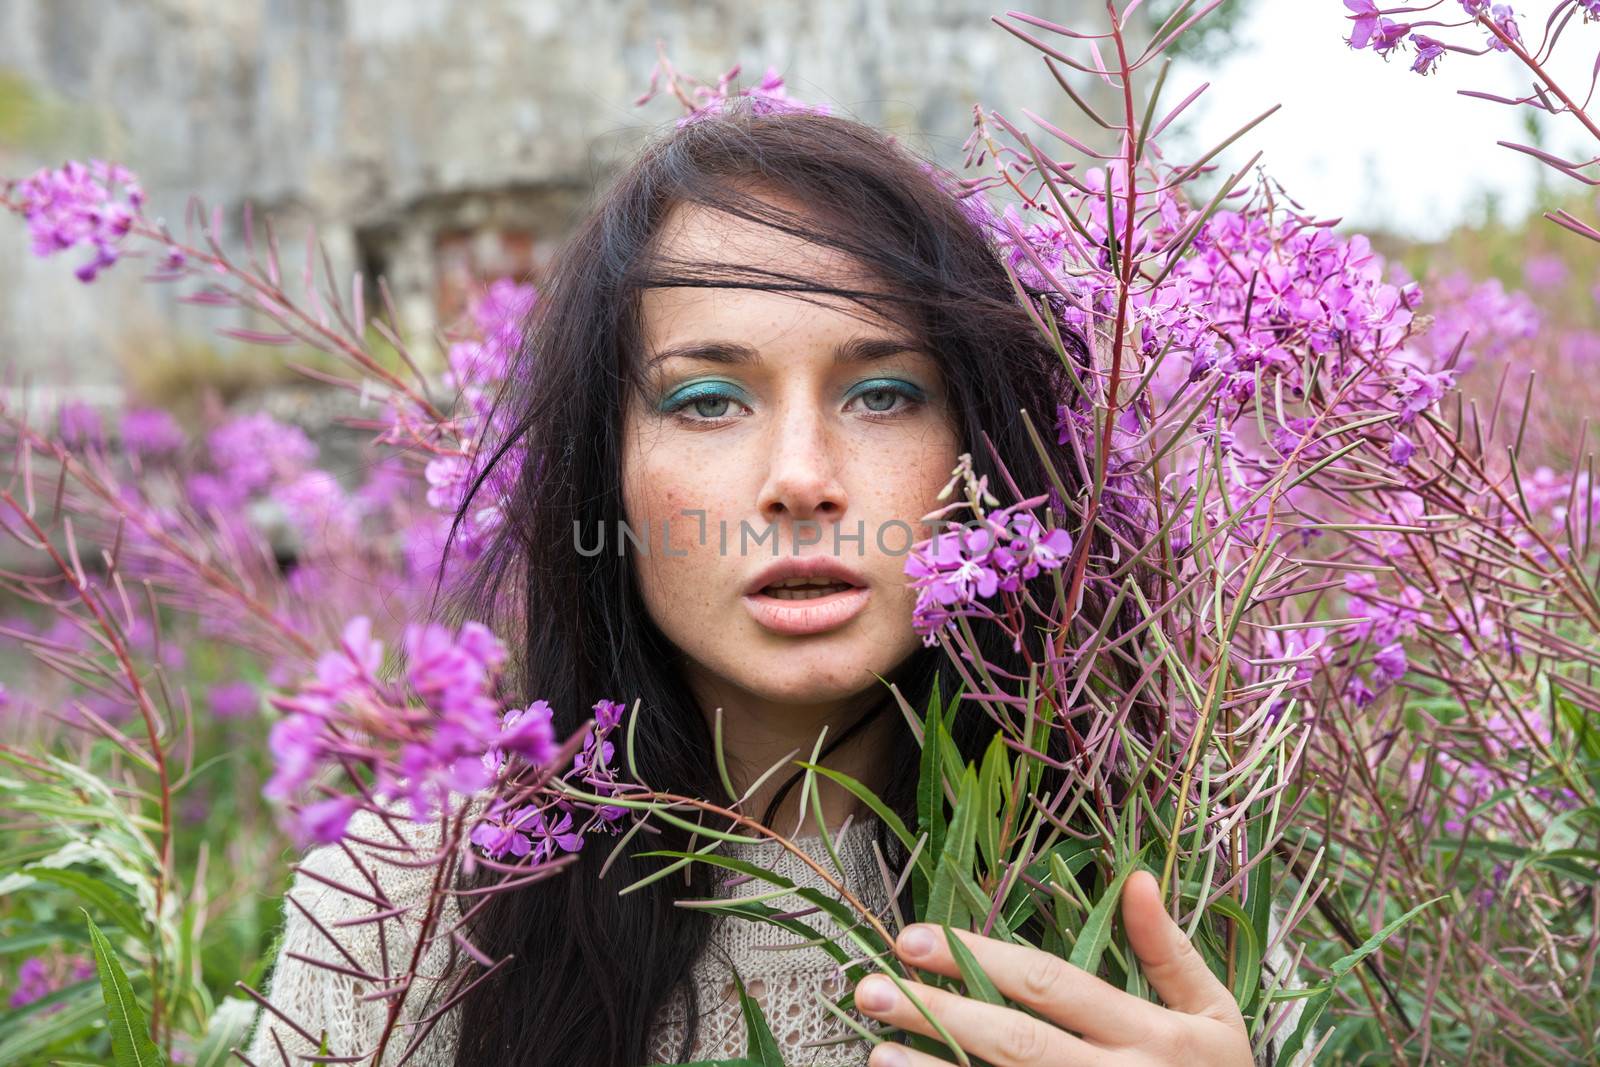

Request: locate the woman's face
(620, 191), (961, 715)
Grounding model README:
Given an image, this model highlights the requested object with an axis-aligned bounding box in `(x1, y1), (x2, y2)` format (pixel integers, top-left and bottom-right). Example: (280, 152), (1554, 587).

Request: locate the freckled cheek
(854, 437), (957, 526)
(849, 438), (958, 598)
(625, 452), (741, 597)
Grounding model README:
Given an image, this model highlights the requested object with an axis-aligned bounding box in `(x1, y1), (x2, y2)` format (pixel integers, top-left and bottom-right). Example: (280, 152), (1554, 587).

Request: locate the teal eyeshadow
(845, 378), (927, 403)
(658, 379), (749, 412)
(658, 377), (926, 412)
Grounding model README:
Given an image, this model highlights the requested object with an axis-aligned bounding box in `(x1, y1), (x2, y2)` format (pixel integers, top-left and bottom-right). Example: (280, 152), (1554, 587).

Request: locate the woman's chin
(728, 657), (895, 707)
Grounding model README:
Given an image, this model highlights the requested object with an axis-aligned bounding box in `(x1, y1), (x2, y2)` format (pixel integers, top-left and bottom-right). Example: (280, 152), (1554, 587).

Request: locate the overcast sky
(1166, 1), (1595, 240)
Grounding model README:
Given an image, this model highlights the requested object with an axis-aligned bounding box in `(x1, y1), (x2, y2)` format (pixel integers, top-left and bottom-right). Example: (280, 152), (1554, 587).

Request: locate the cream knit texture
(243, 808), (1313, 1066)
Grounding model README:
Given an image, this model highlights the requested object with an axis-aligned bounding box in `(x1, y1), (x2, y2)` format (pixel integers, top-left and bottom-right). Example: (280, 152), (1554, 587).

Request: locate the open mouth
(759, 577), (860, 601)
(742, 577), (872, 636)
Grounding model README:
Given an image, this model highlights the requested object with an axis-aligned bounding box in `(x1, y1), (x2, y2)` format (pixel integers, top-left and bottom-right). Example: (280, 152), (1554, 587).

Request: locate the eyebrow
(644, 335), (925, 369)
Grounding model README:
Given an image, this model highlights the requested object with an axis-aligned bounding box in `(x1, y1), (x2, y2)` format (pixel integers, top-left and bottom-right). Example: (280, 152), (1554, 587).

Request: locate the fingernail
(856, 975), (898, 1013)
(870, 1044), (910, 1067)
(899, 923), (936, 958)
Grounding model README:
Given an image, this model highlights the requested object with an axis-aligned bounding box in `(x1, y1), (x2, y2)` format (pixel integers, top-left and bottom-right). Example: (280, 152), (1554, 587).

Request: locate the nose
(755, 401), (849, 530)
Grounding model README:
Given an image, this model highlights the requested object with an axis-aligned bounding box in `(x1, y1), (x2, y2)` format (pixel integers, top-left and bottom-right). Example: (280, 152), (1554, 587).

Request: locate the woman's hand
(852, 871), (1253, 1066)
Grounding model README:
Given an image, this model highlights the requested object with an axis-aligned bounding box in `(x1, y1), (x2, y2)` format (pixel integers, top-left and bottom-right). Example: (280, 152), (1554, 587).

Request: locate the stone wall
(0, 0), (1123, 407)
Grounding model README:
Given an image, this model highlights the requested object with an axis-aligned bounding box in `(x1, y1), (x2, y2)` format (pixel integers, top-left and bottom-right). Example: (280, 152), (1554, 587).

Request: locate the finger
(888, 922), (1161, 1042)
(854, 973), (1100, 1067)
(1120, 870), (1236, 1021)
(865, 1038), (994, 1067)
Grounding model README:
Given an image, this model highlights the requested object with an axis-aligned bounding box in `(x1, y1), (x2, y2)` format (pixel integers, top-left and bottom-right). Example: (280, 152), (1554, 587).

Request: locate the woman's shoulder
(290, 805), (450, 904)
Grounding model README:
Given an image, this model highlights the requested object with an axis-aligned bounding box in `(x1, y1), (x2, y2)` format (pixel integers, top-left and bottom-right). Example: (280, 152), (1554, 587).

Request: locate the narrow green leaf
(795, 762), (929, 878)
(18, 867), (145, 939)
(84, 911), (168, 1067)
(976, 732), (1008, 873)
(731, 967), (785, 1067)
(945, 926), (1005, 1005)
(1068, 854), (1144, 975)
(1276, 895), (1446, 1062)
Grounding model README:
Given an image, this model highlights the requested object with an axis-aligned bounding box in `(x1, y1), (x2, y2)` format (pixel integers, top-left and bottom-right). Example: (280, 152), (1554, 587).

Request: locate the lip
(742, 585), (871, 636)
(742, 556), (870, 597)
(741, 556), (872, 637)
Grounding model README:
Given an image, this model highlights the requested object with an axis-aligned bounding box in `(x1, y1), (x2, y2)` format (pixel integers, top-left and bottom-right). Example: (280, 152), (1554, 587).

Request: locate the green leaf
(688, 898), (861, 976)
(794, 762), (930, 880)
(924, 768), (981, 928)
(917, 691), (949, 862)
(1197, 893), (1262, 1008)
(1068, 853), (1145, 975)
(1275, 895), (1446, 1063)
(21, 866), (146, 940)
(1555, 689), (1600, 762)
(730, 967), (785, 1067)
(85, 910), (168, 1067)
(945, 926), (1005, 1005)
(976, 732), (1008, 873)
(792, 887), (892, 959)
(634, 848), (798, 891)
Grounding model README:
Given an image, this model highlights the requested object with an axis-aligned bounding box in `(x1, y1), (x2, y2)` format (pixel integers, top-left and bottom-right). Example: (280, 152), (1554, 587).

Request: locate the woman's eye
(846, 379), (925, 417)
(859, 388), (899, 413)
(661, 382), (747, 422)
(688, 395), (732, 418)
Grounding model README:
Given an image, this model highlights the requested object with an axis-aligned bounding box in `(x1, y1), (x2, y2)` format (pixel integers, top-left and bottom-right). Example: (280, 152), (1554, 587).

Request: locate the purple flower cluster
(470, 698), (632, 862)
(267, 616), (550, 842)
(1344, 1), (1522, 75)
(660, 64), (831, 127)
(186, 412), (318, 513)
(390, 281), (538, 568)
(120, 407), (186, 459)
(443, 276), (535, 419)
(56, 401), (105, 451)
(15, 160), (144, 282)
(905, 497), (1073, 646)
(7, 955), (97, 1011)
(1414, 271), (1540, 372)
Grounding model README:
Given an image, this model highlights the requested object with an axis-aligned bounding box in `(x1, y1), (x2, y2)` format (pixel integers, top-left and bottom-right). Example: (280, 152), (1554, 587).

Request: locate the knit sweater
(243, 809), (1312, 1066)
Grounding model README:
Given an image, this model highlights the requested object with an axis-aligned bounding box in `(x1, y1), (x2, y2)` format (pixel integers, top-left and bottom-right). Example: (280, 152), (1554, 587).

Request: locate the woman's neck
(685, 669), (899, 837)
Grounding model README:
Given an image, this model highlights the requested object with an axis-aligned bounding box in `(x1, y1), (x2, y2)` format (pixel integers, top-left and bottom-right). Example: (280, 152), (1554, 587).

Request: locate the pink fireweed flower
(120, 407), (186, 458)
(905, 497), (1073, 645)
(265, 617), (627, 847)
(16, 159), (144, 282)
(298, 795), (360, 844)
(1393, 367), (1456, 425)
(482, 700), (558, 775)
(1344, 573), (1434, 646)
(1343, 0), (1382, 48)
(8, 955), (97, 1012)
(674, 65), (831, 127)
(187, 412), (318, 511)
(1372, 642), (1409, 685)
(469, 800), (542, 859)
(473, 698), (635, 860)
(208, 679), (260, 720)
(1389, 431), (1416, 467)
(1410, 34), (1448, 74)
(1523, 253), (1568, 289)
(471, 802), (586, 862)
(57, 401), (104, 451)
(1484, 3), (1520, 49)
(273, 469), (359, 544)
